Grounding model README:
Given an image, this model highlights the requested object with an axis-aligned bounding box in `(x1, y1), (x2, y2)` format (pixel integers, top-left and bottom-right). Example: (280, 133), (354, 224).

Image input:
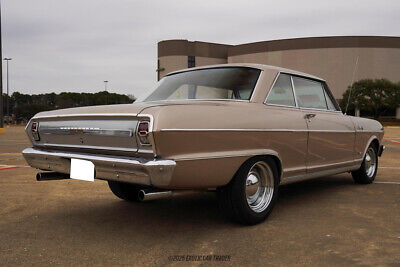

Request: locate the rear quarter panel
(143, 102), (308, 189)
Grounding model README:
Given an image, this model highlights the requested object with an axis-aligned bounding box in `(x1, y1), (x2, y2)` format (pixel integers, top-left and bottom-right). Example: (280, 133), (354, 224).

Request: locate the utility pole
(0, 1), (4, 129)
(4, 57), (11, 117)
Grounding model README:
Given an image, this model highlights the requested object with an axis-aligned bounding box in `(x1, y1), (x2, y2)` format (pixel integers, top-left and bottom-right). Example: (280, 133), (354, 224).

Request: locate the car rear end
(22, 111), (176, 187)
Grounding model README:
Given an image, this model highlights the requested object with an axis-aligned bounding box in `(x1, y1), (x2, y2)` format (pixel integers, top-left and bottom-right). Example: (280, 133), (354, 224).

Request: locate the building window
(188, 56), (195, 68)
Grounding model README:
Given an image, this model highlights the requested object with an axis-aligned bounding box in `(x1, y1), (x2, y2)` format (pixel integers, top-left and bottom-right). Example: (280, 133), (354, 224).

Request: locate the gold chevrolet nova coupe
(23, 64), (385, 225)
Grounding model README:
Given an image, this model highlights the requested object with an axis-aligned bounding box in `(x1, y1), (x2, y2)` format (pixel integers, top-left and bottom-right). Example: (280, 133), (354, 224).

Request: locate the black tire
(352, 144), (378, 184)
(108, 181), (142, 202)
(218, 156), (279, 225)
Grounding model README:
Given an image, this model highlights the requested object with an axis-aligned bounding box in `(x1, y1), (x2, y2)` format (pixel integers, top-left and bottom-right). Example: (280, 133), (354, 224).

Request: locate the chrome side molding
(280, 165), (360, 185)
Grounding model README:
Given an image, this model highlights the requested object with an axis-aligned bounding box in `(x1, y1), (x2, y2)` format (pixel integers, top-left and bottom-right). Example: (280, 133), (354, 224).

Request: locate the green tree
(14, 104), (54, 122)
(9, 91), (134, 122)
(340, 79), (400, 119)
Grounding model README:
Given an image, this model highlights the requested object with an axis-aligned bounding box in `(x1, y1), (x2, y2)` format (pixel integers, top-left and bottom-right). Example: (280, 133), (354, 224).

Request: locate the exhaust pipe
(138, 190), (200, 201)
(36, 172), (70, 181)
(138, 190), (172, 201)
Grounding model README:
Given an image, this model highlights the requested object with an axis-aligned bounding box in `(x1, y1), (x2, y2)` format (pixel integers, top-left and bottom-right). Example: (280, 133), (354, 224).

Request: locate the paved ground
(0, 126), (399, 266)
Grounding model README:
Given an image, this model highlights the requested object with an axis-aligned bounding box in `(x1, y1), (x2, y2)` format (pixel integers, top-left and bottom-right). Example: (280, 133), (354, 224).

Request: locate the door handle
(304, 113), (316, 120)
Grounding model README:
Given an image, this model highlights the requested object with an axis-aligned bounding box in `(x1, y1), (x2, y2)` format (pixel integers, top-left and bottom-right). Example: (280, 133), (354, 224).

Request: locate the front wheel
(218, 157), (279, 225)
(352, 145), (378, 184)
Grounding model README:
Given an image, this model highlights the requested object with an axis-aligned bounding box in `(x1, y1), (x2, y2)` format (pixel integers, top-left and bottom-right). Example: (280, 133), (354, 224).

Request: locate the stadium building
(157, 36), (400, 109)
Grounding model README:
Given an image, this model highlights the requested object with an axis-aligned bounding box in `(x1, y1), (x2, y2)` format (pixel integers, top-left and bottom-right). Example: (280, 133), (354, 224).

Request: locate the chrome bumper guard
(22, 147), (176, 187)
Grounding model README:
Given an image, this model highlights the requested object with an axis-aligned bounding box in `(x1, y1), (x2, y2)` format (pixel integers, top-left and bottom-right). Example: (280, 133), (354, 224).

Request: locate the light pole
(104, 80), (108, 92)
(3, 57), (11, 117)
(0, 1), (3, 129)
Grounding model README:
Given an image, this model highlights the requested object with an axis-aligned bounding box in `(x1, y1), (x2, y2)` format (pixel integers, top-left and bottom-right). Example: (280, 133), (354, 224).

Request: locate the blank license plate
(70, 158), (95, 182)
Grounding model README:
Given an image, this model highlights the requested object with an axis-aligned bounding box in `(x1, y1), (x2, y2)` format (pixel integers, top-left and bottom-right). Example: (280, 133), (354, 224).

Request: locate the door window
(323, 86), (339, 111)
(265, 74), (296, 107)
(292, 77), (327, 110)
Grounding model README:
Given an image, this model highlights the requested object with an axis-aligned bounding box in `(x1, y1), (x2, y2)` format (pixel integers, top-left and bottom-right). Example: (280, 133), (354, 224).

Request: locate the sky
(2, 0), (400, 99)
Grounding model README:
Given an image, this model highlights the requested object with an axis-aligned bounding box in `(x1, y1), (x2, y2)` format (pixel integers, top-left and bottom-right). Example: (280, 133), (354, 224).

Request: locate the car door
(291, 76), (355, 173)
(264, 73), (308, 178)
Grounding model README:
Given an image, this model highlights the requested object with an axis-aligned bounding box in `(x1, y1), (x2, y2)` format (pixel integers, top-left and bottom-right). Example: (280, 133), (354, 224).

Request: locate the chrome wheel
(364, 147), (377, 178)
(245, 161), (275, 213)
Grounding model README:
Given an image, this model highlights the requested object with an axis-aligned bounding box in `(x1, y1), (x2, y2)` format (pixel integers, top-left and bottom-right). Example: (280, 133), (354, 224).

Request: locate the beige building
(157, 36), (400, 101)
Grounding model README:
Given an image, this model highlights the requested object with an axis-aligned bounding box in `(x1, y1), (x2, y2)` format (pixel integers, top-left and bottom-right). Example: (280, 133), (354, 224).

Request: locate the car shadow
(25, 174), (356, 231)
(1, 174), (363, 256)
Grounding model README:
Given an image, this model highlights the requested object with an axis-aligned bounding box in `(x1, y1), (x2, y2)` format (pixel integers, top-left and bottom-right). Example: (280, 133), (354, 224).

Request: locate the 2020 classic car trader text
(23, 64), (385, 225)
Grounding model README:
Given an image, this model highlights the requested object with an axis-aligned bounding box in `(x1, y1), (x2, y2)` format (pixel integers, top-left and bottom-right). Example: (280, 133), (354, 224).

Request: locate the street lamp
(104, 80), (108, 92)
(0, 1), (4, 129)
(3, 57), (11, 117)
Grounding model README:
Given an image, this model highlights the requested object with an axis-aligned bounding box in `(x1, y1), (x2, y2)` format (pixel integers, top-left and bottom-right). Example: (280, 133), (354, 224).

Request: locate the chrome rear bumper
(22, 147), (176, 187)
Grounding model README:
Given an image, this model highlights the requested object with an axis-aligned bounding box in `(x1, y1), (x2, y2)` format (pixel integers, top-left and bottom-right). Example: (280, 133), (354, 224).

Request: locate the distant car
(23, 64), (385, 225)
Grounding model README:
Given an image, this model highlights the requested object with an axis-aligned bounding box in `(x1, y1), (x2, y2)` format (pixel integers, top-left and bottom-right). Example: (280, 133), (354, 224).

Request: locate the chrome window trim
(322, 85), (338, 112)
(142, 98), (251, 104)
(263, 72), (341, 114)
(264, 72), (298, 109)
(323, 82), (341, 112)
(249, 70), (263, 102)
(290, 75), (299, 108)
(264, 103), (300, 109)
(291, 75), (329, 111)
(298, 107), (342, 113)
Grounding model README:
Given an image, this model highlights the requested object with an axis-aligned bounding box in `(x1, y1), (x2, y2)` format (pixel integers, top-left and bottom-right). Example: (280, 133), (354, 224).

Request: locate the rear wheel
(352, 145), (378, 184)
(108, 181), (142, 202)
(218, 157), (279, 225)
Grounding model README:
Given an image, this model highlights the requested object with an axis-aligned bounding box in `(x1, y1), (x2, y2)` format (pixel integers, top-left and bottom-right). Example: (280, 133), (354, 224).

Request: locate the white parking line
(375, 181), (400, 185)
(379, 167), (400, 169)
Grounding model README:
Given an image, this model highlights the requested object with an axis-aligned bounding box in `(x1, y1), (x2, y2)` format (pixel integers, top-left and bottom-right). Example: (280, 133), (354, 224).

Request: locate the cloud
(2, 0), (400, 99)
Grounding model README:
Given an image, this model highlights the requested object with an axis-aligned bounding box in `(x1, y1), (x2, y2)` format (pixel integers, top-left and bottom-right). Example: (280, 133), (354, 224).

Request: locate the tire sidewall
(232, 157), (279, 223)
(362, 145), (378, 182)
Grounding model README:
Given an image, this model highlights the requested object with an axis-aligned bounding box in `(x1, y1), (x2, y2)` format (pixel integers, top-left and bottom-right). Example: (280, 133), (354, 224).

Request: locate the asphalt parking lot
(0, 126), (399, 266)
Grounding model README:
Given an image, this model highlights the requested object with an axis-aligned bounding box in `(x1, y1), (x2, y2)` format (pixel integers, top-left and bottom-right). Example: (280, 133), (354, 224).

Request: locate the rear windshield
(143, 67), (261, 102)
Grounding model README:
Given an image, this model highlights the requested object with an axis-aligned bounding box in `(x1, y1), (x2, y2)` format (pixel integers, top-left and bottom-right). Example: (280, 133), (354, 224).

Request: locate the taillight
(31, 122), (40, 141)
(137, 121), (150, 145)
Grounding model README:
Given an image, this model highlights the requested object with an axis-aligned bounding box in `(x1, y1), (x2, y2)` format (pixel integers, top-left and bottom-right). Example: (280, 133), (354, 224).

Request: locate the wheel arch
(234, 153), (283, 184)
(363, 135), (380, 159)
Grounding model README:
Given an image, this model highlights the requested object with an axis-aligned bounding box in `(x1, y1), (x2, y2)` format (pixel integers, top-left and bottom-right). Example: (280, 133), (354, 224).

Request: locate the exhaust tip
(138, 189), (172, 201)
(138, 190), (146, 202)
(36, 172), (69, 181)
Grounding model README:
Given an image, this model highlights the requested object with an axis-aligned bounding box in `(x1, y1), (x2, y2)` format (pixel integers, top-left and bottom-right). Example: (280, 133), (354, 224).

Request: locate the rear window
(144, 67), (261, 102)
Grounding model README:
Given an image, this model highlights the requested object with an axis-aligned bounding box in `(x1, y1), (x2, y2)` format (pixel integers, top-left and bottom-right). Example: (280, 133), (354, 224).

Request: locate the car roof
(166, 63), (325, 82)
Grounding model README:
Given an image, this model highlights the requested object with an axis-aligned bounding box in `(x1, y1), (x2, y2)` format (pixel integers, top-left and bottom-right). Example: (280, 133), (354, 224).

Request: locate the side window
(323, 85), (338, 111)
(266, 74), (296, 107)
(292, 77), (327, 109)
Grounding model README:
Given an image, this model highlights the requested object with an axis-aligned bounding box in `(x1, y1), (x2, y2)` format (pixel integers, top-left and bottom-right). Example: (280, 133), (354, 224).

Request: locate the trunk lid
(26, 103), (153, 156)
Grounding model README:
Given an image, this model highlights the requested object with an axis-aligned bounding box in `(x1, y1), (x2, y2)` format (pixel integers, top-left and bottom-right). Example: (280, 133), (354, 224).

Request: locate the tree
(340, 79), (400, 119)
(9, 91), (135, 122)
(14, 104), (53, 122)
